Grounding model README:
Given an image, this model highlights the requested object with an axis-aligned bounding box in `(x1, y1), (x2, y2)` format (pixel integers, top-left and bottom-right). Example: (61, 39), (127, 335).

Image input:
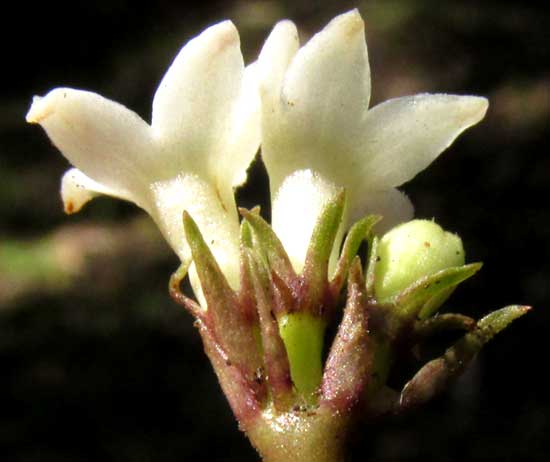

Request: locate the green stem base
(245, 405), (351, 462)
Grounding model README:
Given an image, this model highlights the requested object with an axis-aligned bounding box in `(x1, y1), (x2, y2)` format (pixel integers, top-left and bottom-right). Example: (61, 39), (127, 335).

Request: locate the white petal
(151, 21), (244, 176)
(205, 22), (301, 212)
(215, 61), (261, 191)
(348, 188), (414, 235)
(148, 173), (241, 289)
(262, 10), (371, 189)
(357, 94), (489, 188)
(257, 19), (299, 111)
(60, 168), (133, 214)
(271, 169), (342, 273)
(27, 88), (153, 207)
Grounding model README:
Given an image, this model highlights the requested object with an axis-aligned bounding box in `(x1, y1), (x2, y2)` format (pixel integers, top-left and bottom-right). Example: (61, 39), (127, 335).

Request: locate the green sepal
(302, 189), (345, 308)
(278, 311), (326, 404)
(399, 305), (531, 411)
(240, 208), (297, 285)
(331, 214), (381, 296)
(394, 263), (482, 320)
(243, 247), (293, 411)
(183, 211), (262, 380)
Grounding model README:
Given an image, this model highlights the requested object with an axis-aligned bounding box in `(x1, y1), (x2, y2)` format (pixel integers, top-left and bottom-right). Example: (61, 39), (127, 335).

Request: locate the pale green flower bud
(374, 219), (465, 302)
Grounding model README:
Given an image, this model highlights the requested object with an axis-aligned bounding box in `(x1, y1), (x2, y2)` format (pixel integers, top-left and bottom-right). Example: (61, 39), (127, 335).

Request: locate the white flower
(26, 21), (261, 291)
(257, 10), (488, 273)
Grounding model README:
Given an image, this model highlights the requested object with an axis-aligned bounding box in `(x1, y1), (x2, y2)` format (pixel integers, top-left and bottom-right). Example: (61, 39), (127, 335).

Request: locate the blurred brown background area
(1, 0), (548, 460)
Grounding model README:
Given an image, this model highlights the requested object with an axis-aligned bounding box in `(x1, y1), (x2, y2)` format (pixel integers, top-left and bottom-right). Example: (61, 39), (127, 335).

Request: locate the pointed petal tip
(462, 95), (489, 124)
(203, 19), (240, 51)
(259, 18), (298, 60)
(272, 19), (298, 37)
(26, 88), (84, 124)
(26, 95), (50, 123)
(61, 181), (88, 214)
(257, 18), (299, 106)
(60, 173), (92, 214)
(60, 168), (114, 215)
(326, 9), (364, 39)
(214, 19), (238, 37)
(171, 20), (240, 67)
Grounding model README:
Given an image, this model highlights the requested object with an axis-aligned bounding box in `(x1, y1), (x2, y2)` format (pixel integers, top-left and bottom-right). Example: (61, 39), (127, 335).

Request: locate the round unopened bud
(374, 219), (465, 301)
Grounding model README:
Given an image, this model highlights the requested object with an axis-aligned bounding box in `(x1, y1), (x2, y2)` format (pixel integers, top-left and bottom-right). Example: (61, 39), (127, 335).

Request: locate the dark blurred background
(1, 0), (548, 460)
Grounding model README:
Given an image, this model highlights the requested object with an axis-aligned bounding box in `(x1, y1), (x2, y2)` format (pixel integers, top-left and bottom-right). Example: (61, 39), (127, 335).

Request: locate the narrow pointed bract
(244, 248), (293, 411)
(183, 212), (262, 382)
(400, 305), (531, 411)
(240, 209), (297, 286)
(395, 263), (483, 320)
(302, 190), (345, 312)
(331, 214), (381, 296)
